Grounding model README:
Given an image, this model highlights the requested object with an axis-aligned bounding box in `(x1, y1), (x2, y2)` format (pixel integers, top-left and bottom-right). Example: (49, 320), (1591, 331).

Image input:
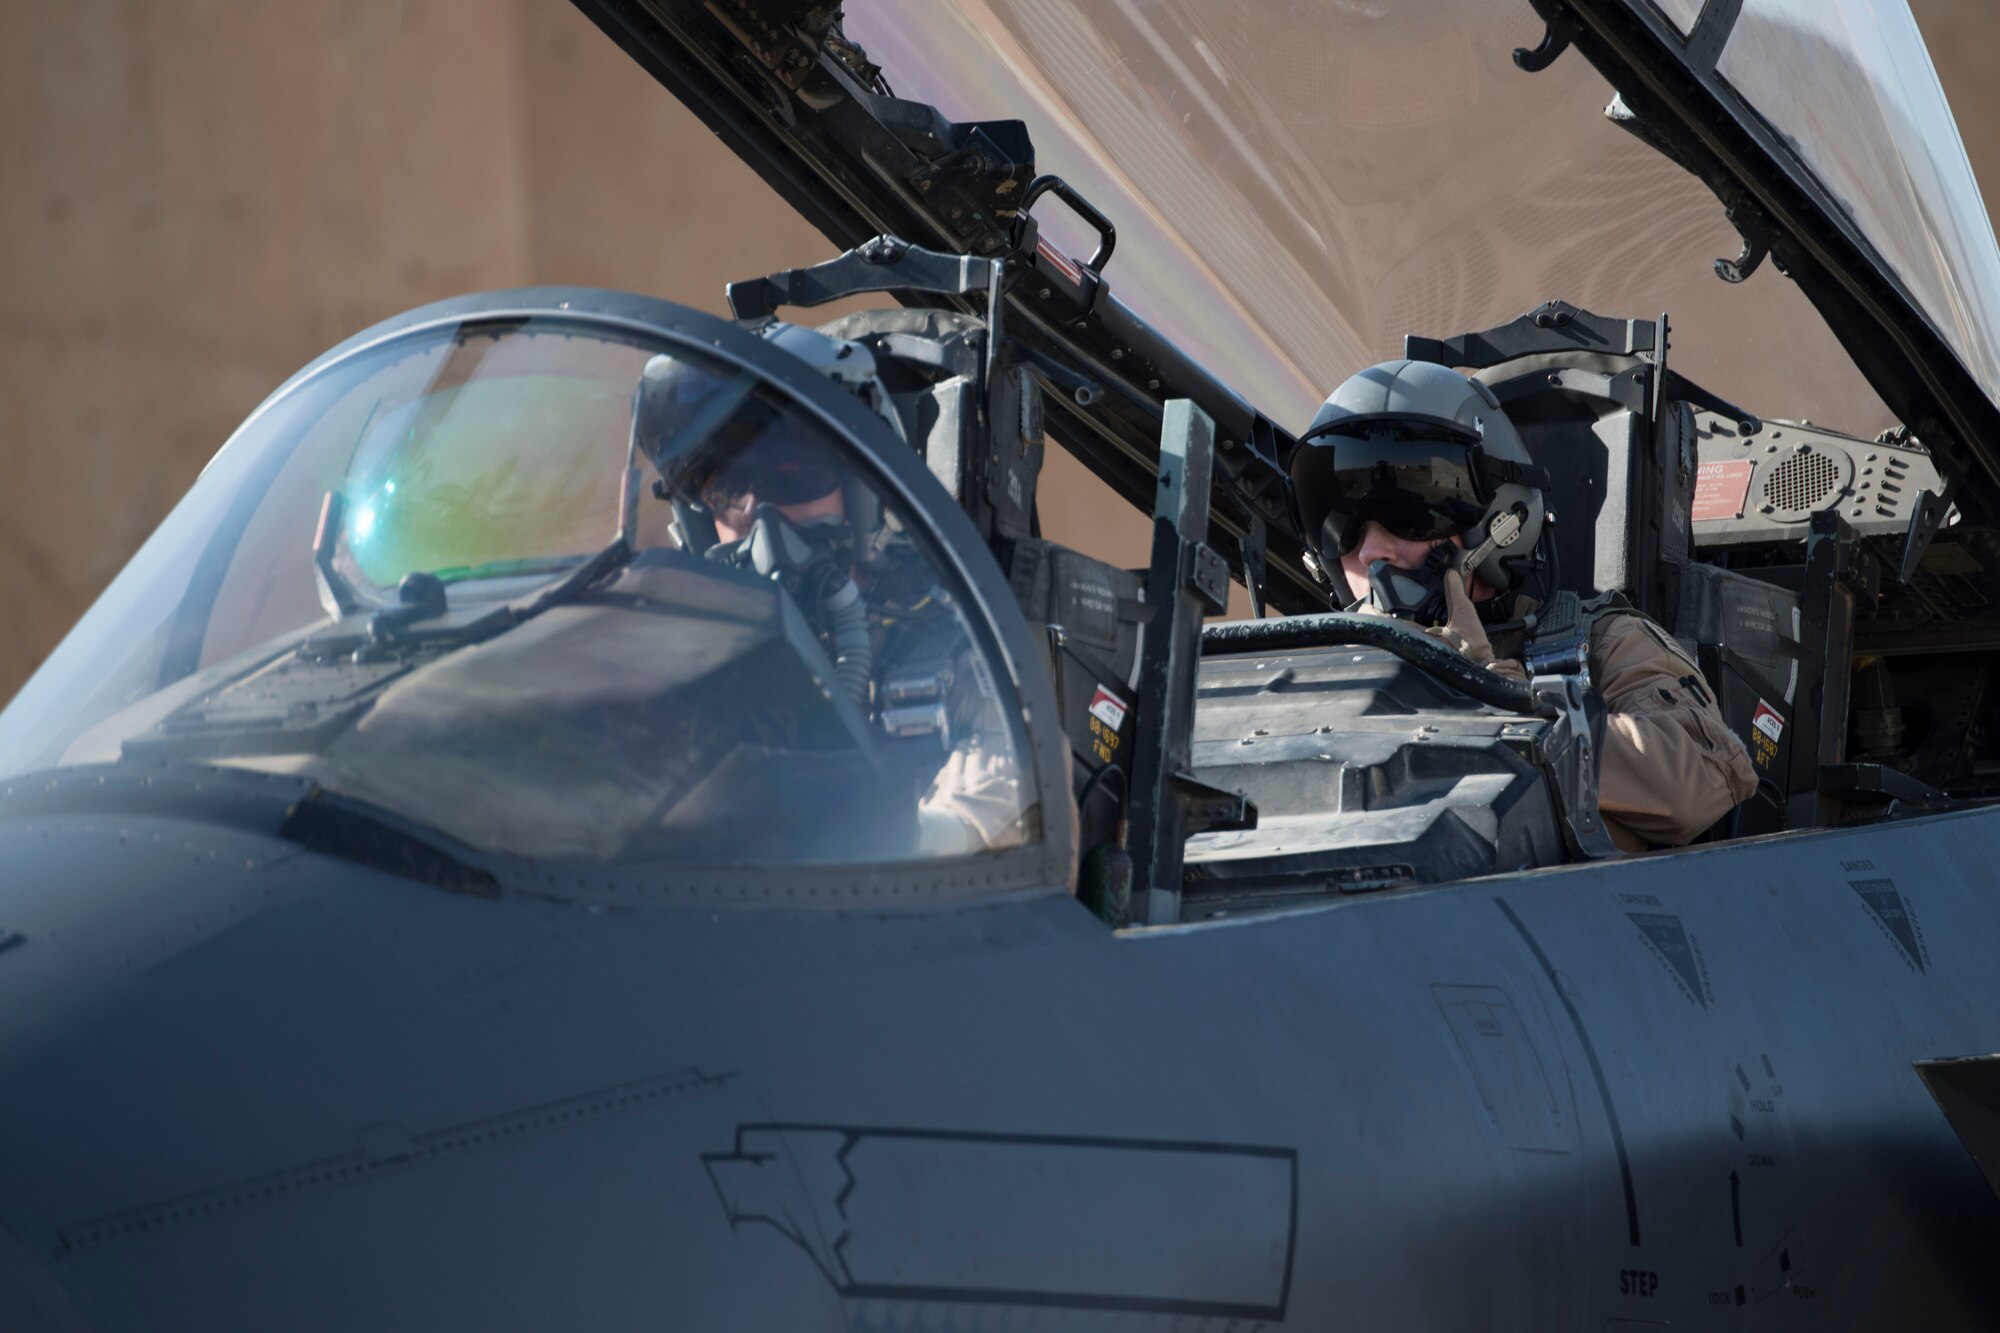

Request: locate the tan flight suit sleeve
(1588, 612), (1757, 849)
(1407, 574), (1754, 850)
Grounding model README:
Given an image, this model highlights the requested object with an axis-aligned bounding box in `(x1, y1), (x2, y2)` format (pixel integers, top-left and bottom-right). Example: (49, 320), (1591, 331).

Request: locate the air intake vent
(1763, 449), (1840, 513)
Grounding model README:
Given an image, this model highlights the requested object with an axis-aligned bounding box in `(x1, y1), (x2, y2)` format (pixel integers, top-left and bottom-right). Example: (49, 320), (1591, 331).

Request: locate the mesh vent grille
(1763, 450), (1840, 513)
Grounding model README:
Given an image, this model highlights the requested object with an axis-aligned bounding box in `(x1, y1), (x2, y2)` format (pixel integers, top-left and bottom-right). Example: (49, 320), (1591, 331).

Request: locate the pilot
(635, 331), (1026, 855)
(1290, 359), (1756, 851)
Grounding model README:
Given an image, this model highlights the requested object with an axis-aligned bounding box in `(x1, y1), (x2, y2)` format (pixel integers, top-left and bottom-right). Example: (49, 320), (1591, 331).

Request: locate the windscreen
(844, 0), (1919, 437)
(0, 316), (1038, 867)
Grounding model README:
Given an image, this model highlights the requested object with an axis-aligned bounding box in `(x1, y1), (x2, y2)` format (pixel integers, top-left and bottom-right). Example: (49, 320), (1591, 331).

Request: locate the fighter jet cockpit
(16, 7), (2000, 1326)
(0, 297), (1078, 899)
(7, 0), (2000, 937)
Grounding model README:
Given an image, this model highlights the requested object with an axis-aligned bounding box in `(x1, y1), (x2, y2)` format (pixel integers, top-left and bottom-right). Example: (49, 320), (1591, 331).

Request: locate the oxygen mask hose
(821, 576), (873, 709)
(730, 505), (873, 710)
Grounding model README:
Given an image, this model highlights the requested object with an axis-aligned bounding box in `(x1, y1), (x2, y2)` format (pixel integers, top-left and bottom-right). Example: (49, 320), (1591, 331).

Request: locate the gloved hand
(1421, 568), (1526, 682)
(918, 742), (1024, 853)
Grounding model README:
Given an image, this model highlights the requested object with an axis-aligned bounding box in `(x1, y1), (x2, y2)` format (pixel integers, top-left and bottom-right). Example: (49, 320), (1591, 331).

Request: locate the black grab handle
(1020, 174), (1116, 271)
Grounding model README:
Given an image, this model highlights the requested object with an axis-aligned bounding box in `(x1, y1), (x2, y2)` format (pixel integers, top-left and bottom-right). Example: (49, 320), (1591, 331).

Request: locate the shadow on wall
(0, 0), (1160, 705)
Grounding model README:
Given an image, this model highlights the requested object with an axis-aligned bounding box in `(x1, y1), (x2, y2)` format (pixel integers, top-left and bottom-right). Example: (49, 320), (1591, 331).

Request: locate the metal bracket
(1240, 513), (1269, 618)
(1128, 400), (1252, 924)
(1405, 301), (1656, 368)
(1185, 542), (1230, 616)
(726, 235), (996, 322)
(1661, 368), (1762, 435)
(1684, 0), (1746, 74)
(1894, 479), (1957, 586)
(312, 490), (361, 619)
(1513, 22), (1571, 73)
(1820, 762), (1950, 809)
(1786, 512), (1862, 829)
(1714, 233), (1769, 284)
(1171, 771), (1256, 836)
(1530, 672), (1621, 860)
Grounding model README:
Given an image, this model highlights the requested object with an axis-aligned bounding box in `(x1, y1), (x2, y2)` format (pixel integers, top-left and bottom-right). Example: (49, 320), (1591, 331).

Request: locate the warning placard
(1692, 460), (1755, 522)
(1748, 699), (1785, 770)
(1089, 684), (1129, 732)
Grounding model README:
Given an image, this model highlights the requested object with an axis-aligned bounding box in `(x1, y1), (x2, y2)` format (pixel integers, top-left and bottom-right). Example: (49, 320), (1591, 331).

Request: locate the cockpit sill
(0, 761), (1066, 912)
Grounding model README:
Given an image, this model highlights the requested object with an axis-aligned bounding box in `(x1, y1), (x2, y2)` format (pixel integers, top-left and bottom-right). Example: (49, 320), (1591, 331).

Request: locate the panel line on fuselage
(1496, 897), (1642, 1246)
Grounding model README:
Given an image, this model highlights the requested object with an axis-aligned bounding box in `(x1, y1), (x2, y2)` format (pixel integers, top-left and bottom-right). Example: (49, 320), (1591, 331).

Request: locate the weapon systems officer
(1290, 360), (1755, 850)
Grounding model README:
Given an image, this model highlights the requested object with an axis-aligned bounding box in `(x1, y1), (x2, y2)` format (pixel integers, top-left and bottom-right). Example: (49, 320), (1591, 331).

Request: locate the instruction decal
(1748, 700), (1784, 769)
(1628, 912), (1713, 1008)
(1850, 878), (1929, 973)
(1088, 684), (1129, 764)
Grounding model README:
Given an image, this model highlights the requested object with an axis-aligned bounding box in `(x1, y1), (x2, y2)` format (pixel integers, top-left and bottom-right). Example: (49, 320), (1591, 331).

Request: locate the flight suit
(868, 554), (1030, 854)
(1425, 571), (1758, 850)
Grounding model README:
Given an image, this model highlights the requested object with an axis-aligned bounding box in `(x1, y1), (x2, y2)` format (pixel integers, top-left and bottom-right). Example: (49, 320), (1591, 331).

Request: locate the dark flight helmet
(1291, 359), (1547, 593)
(633, 322), (901, 563)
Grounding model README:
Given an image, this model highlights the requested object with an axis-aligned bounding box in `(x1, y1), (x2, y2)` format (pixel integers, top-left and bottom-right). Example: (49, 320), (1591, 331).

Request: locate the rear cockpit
(1180, 297), (2000, 918)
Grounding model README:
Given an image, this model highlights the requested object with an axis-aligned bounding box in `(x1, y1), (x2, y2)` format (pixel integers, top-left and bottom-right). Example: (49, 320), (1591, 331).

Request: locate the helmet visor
(690, 437), (845, 518)
(638, 356), (846, 522)
(1292, 431), (1493, 553)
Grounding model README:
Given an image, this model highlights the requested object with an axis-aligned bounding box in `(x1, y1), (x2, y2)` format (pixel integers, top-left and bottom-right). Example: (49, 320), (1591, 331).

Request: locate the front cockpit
(0, 296), (1069, 895)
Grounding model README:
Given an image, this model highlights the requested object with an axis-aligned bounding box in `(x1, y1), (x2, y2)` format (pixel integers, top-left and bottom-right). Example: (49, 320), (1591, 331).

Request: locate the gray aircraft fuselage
(1, 760), (1994, 1329)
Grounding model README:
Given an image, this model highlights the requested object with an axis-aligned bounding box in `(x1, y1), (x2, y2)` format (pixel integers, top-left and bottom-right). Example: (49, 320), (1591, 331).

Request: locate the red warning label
(1692, 460), (1755, 522)
(1036, 236), (1083, 287)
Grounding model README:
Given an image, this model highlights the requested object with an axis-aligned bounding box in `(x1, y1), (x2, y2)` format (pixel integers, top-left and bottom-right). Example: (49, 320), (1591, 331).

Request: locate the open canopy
(840, 0), (1998, 442)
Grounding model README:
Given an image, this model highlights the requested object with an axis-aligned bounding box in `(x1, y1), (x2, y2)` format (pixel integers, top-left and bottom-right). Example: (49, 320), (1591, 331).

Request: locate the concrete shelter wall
(0, 0), (1992, 702)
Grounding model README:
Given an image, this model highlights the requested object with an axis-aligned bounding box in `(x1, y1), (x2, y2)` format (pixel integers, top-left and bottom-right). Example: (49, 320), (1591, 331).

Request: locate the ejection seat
(1403, 302), (1695, 635)
(1406, 300), (1783, 834)
(1404, 300), (1925, 837)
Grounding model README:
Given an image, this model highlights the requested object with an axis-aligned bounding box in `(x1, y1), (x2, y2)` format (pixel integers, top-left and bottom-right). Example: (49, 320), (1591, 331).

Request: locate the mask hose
(719, 504), (873, 710)
(822, 576), (873, 710)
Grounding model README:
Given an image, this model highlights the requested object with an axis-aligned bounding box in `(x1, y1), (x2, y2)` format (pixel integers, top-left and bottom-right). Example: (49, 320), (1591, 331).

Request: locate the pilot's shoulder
(1587, 606), (1700, 683)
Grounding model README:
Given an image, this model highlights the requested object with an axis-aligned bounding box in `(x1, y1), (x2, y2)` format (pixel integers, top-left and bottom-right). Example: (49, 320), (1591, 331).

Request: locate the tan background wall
(1, 0), (1996, 702)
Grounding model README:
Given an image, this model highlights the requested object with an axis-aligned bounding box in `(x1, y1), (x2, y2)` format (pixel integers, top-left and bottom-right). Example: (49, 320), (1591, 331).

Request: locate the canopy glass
(1720, 0), (2000, 404)
(846, 0), (1997, 440)
(0, 316), (1037, 867)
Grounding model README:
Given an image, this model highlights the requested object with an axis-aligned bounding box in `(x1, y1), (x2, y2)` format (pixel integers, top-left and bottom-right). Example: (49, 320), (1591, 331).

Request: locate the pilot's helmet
(637, 322), (901, 563)
(1290, 359), (1546, 593)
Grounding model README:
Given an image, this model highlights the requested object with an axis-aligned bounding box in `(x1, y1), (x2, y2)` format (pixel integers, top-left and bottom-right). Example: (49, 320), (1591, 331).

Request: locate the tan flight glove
(918, 741), (1025, 853)
(1422, 568), (1526, 682)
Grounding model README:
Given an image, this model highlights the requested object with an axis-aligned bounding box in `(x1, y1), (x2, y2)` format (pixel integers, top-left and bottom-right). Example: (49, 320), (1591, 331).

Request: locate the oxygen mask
(1363, 542), (1456, 624)
(709, 504), (871, 707)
